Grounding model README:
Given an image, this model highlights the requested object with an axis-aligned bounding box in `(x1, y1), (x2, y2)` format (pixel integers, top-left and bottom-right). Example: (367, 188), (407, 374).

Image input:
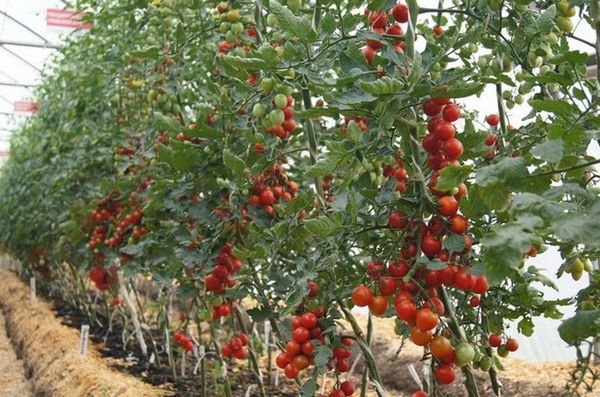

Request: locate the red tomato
(292, 354), (309, 370)
(300, 312), (317, 328)
(433, 25), (445, 37)
(422, 133), (442, 153)
(340, 380), (355, 396)
(351, 284), (373, 307)
(391, 4), (409, 23)
(469, 296), (481, 307)
(472, 275), (489, 294)
(401, 241), (418, 259)
(421, 234), (442, 257)
(362, 46), (377, 65)
(410, 328), (432, 346)
(388, 210), (408, 229)
(443, 138), (464, 159)
(485, 133), (497, 146)
(379, 276), (397, 296)
(434, 364), (456, 384)
(423, 296), (445, 315)
(286, 340), (301, 356)
(442, 103), (461, 122)
(455, 269), (476, 291)
(486, 114), (500, 126)
(292, 327), (310, 343)
(423, 99), (443, 116)
(416, 308), (439, 331)
(506, 338), (519, 352)
(389, 260), (410, 277)
(395, 300), (417, 321)
(284, 363), (299, 379)
(488, 334), (502, 347)
(432, 119), (455, 141)
(275, 352), (290, 369)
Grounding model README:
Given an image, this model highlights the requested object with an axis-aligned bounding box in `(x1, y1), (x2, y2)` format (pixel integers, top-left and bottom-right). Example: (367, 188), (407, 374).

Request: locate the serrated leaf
(223, 55), (273, 71)
(531, 139), (564, 163)
(269, 0), (317, 44)
(304, 215), (344, 237)
(430, 82), (484, 99)
(444, 233), (466, 253)
(434, 165), (472, 191)
(246, 307), (273, 322)
(552, 211), (600, 247)
(314, 345), (333, 367)
(530, 99), (578, 118)
(548, 50), (589, 65)
(223, 149), (246, 176)
(300, 380), (318, 397)
(535, 5), (556, 35)
(154, 112), (181, 132)
(476, 157), (528, 187)
(558, 310), (600, 345)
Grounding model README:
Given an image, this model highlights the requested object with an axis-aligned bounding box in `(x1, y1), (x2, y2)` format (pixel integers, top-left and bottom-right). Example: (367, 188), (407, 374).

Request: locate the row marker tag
(79, 324), (90, 357)
(30, 277), (36, 301)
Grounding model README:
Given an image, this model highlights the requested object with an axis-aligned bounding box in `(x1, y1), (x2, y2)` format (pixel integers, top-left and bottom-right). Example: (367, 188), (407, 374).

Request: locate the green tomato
(479, 356), (493, 371)
(219, 22), (230, 33)
(456, 343), (475, 366)
(558, 1), (576, 17)
(547, 32), (559, 44)
(572, 258), (585, 273)
(253, 103), (266, 118)
(274, 93), (288, 109)
(269, 109), (285, 125)
(515, 95), (525, 105)
(556, 16), (573, 33)
(497, 345), (509, 357)
(261, 77), (275, 92)
(266, 14), (277, 27)
(277, 84), (293, 96)
(128, 237), (135, 245)
(225, 30), (237, 43)
(231, 22), (244, 34)
(502, 90), (512, 100)
(572, 270), (583, 281)
(583, 259), (593, 273)
(287, 0), (302, 10)
(261, 116), (274, 130)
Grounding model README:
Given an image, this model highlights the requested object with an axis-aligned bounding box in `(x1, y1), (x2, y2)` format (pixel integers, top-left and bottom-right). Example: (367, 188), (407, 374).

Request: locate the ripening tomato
(401, 241), (418, 259)
(421, 234), (442, 257)
(340, 381), (355, 396)
(389, 260), (410, 277)
(416, 308), (439, 332)
(443, 138), (464, 159)
(472, 275), (489, 294)
(432, 120), (455, 141)
(368, 10), (388, 29)
(434, 364), (456, 384)
(506, 338), (519, 352)
(300, 312), (318, 328)
(351, 284), (373, 307)
(423, 99), (443, 116)
(391, 4), (409, 23)
(486, 114), (500, 126)
(388, 210), (408, 229)
(395, 300), (417, 321)
(276, 352), (290, 369)
(292, 354), (309, 370)
(394, 291), (414, 306)
(308, 281), (318, 297)
(430, 335), (453, 358)
(379, 276), (397, 296)
(367, 27), (385, 50)
(454, 183), (468, 201)
(260, 189), (275, 206)
(369, 296), (388, 316)
(432, 25), (444, 37)
(488, 334), (502, 348)
(442, 104), (461, 122)
(438, 196), (459, 216)
(410, 328), (432, 346)
(362, 46), (377, 65)
(292, 327), (310, 343)
(455, 269), (476, 291)
(284, 363), (299, 379)
(448, 214), (468, 234)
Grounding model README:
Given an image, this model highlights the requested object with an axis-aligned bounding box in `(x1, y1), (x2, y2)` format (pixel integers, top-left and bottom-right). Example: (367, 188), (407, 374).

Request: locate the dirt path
(0, 311), (33, 397)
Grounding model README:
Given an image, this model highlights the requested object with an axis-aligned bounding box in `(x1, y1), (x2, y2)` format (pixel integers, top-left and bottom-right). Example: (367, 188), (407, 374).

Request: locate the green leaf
(444, 233), (466, 253)
(530, 99), (578, 118)
(548, 50), (589, 65)
(558, 310), (600, 345)
(476, 157), (528, 188)
(223, 149), (246, 176)
(535, 5), (556, 35)
(304, 215), (344, 237)
(314, 345), (333, 367)
(246, 307), (273, 322)
(301, 380), (318, 397)
(269, 0), (317, 44)
(434, 165), (472, 191)
(154, 112), (181, 132)
(296, 107), (340, 119)
(185, 125), (223, 139)
(531, 139), (564, 163)
(430, 82), (485, 99)
(332, 89), (377, 105)
(158, 144), (204, 172)
(552, 211), (600, 247)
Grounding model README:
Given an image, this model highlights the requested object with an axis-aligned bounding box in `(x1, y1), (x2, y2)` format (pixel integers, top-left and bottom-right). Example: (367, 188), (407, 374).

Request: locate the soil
(0, 311), (33, 397)
(0, 267), (596, 397)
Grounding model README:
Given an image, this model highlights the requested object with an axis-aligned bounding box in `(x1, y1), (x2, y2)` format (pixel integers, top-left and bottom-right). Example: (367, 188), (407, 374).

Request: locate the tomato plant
(0, 0), (599, 396)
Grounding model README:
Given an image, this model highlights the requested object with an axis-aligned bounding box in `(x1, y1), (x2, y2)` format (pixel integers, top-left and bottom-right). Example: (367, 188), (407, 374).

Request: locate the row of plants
(0, 0), (599, 395)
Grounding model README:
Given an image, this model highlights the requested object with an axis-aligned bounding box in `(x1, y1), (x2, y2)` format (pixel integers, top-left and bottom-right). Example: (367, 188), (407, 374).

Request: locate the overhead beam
(0, 39), (60, 49)
(0, 10), (51, 44)
(0, 81), (35, 88)
(0, 46), (40, 72)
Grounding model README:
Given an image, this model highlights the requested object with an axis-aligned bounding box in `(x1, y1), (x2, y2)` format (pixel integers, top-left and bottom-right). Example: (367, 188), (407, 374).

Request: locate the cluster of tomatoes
(488, 333), (519, 357)
(422, 98), (464, 171)
(88, 263), (117, 291)
(252, 93), (297, 140)
(204, 244), (241, 320)
(276, 310), (324, 379)
(214, 2), (254, 56)
(248, 166), (298, 216)
(85, 195), (123, 250)
(173, 332), (194, 352)
(484, 114), (500, 159)
(221, 332), (249, 360)
(383, 153), (409, 193)
(318, 379), (356, 397)
(341, 115), (369, 133)
(362, 3), (408, 64)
